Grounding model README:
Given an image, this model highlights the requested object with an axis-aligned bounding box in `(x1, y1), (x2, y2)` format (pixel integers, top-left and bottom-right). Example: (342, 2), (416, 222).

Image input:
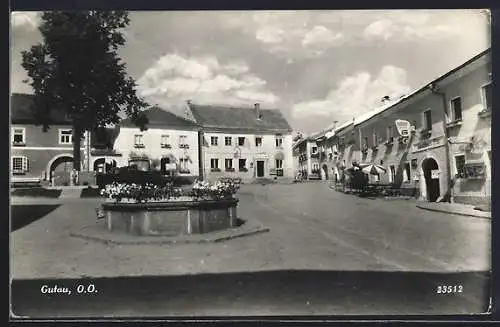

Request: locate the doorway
(422, 158), (440, 202)
(256, 160), (265, 178)
(322, 164), (329, 180)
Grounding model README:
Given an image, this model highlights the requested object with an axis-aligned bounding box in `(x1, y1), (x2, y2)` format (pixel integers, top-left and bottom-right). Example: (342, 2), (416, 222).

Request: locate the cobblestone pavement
(11, 183), (491, 279)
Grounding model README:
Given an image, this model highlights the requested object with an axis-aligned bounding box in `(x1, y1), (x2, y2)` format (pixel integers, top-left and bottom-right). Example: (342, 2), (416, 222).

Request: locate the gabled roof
(10, 93), (71, 124)
(188, 103), (293, 133)
(120, 106), (199, 129)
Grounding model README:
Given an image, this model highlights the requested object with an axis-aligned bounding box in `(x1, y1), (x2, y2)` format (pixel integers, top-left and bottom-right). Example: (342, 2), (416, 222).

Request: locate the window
(238, 137), (245, 146)
(210, 136), (218, 146)
(386, 125), (393, 141)
(179, 158), (189, 173)
(423, 109), (432, 131)
(179, 135), (188, 148)
(363, 136), (369, 149)
(225, 136), (232, 146)
(210, 158), (219, 169)
(372, 131), (378, 146)
(403, 162), (411, 182)
(389, 165), (396, 183)
(255, 137), (262, 147)
(450, 97), (462, 121)
(275, 135), (283, 148)
(11, 156), (28, 174)
(12, 128), (26, 145)
(275, 159), (283, 169)
(239, 159), (247, 171)
(481, 83), (492, 111)
(134, 134), (144, 148)
(225, 158), (234, 171)
(455, 155), (466, 178)
(312, 146), (318, 154)
(161, 135), (170, 146)
(59, 129), (73, 144)
(312, 163), (319, 171)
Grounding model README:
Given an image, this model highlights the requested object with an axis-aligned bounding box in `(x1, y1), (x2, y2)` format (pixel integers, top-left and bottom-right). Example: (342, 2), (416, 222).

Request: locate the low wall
(102, 198), (239, 236)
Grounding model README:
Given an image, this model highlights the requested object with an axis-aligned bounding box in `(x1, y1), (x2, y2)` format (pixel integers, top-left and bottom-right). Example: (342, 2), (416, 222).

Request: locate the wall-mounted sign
(431, 170), (440, 179)
(164, 163), (177, 170)
(411, 136), (444, 153)
(395, 119), (411, 136)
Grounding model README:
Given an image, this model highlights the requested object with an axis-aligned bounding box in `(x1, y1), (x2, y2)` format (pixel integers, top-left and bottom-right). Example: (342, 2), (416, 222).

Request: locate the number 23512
(437, 285), (463, 294)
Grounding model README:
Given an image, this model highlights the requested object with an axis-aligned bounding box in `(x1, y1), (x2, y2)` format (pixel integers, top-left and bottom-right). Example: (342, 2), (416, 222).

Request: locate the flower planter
(102, 197), (239, 236)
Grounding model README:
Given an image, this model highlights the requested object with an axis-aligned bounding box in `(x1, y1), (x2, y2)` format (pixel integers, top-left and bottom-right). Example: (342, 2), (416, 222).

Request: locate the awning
(161, 153), (176, 162)
(275, 152), (285, 160)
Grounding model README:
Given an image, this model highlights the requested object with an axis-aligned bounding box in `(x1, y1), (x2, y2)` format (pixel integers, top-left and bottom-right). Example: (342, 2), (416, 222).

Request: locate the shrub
(191, 179), (239, 201)
(100, 182), (183, 202)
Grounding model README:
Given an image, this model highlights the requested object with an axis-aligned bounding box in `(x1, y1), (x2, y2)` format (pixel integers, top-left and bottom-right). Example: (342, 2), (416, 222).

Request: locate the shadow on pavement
(11, 270), (490, 318)
(11, 205), (61, 232)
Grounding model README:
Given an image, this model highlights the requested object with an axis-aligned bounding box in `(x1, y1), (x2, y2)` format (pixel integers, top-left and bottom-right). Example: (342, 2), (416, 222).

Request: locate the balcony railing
(179, 144), (190, 149)
(12, 141), (26, 146)
(134, 144), (145, 149)
(161, 143), (172, 149)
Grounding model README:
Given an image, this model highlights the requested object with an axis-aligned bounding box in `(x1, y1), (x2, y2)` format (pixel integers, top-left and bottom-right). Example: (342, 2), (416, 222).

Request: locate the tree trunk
(73, 124), (82, 171)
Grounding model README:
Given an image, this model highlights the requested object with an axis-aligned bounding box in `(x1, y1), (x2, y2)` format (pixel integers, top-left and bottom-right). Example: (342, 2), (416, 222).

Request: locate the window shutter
(22, 157), (28, 172)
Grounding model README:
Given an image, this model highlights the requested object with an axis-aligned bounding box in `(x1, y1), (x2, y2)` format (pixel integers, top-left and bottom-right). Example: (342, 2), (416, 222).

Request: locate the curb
(416, 204), (491, 219)
(70, 221), (270, 245)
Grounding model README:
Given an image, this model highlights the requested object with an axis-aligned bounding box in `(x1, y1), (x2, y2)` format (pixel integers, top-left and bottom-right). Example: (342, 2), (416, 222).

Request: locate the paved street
(10, 182), (491, 316)
(11, 182), (490, 279)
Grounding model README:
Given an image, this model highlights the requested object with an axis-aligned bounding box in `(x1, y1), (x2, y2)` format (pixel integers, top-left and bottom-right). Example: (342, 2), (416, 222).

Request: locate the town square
(10, 9), (492, 317)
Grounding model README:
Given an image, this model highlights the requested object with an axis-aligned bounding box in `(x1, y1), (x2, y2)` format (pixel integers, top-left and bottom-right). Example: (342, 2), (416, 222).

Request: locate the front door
(256, 160), (265, 178)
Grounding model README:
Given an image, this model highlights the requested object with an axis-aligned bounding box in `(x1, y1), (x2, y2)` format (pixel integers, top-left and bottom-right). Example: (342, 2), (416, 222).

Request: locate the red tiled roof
(188, 103), (293, 133)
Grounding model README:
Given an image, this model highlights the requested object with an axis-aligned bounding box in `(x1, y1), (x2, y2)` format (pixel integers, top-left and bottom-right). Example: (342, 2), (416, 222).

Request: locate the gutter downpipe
(429, 83), (453, 203)
(198, 128), (205, 181)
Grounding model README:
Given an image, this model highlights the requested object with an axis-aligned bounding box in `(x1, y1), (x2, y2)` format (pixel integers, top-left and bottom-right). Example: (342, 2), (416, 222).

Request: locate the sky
(10, 10), (490, 134)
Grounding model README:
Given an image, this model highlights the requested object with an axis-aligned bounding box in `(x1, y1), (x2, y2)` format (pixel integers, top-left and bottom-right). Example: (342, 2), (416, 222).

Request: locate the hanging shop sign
(431, 170), (440, 179)
(395, 119), (411, 137)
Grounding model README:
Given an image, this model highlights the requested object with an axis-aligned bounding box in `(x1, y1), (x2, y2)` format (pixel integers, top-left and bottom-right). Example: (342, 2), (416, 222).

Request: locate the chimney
(254, 103), (262, 120)
(381, 95), (390, 104)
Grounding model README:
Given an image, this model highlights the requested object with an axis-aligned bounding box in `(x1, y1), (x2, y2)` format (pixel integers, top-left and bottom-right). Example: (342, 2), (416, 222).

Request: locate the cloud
(137, 53), (279, 108)
(246, 12), (344, 59)
(292, 65), (411, 125)
(11, 12), (40, 30)
(256, 26), (285, 44)
(363, 12), (460, 41)
(302, 25), (343, 46)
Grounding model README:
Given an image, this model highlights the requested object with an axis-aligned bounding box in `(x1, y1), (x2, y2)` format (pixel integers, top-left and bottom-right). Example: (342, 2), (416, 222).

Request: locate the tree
(21, 11), (149, 171)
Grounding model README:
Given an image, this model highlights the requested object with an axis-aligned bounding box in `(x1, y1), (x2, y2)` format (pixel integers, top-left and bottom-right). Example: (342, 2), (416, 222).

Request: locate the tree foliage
(21, 11), (149, 170)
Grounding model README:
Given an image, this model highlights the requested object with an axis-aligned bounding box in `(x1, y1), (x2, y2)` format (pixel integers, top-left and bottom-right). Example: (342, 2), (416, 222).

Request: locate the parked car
(96, 158), (194, 188)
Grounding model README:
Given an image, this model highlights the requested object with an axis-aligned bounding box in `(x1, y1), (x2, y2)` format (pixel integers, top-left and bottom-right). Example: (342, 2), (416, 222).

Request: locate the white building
(187, 102), (294, 182)
(111, 107), (200, 178)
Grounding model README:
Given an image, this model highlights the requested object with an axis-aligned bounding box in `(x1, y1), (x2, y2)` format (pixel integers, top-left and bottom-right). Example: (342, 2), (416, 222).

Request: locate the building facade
(112, 107), (201, 179)
(188, 102), (294, 182)
(293, 136), (321, 180)
(10, 93), (87, 186)
(330, 48), (491, 204)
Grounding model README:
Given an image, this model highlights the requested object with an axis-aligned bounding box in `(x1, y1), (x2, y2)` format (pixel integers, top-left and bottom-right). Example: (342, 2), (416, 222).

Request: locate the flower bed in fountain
(100, 180), (240, 236)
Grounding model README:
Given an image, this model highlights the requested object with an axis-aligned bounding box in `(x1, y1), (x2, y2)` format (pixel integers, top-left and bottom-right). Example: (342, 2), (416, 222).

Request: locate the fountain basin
(101, 198), (239, 236)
